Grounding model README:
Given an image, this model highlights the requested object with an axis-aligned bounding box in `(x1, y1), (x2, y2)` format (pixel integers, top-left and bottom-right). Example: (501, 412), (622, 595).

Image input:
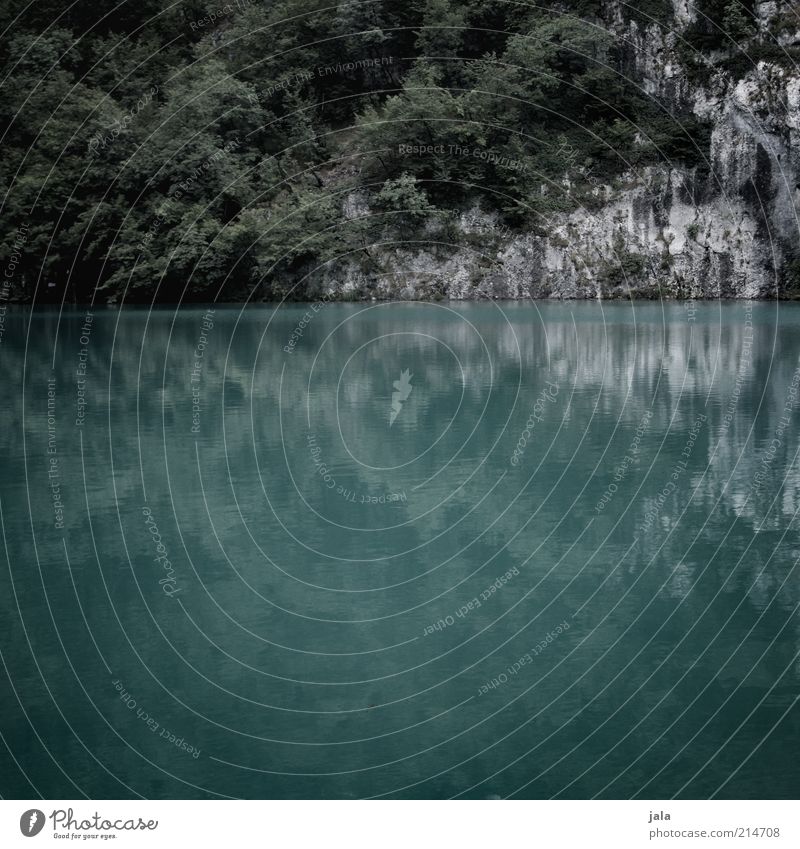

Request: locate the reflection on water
(0, 301), (798, 799)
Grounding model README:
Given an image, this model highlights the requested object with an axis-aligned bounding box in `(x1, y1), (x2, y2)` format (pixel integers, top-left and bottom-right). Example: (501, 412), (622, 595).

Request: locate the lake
(0, 300), (798, 799)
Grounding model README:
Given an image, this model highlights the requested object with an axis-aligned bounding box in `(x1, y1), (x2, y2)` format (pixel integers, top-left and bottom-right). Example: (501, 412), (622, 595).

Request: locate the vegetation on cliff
(0, 0), (796, 302)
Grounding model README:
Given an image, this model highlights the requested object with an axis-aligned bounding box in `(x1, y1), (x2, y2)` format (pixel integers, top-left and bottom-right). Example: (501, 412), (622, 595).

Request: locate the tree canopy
(0, 0), (775, 302)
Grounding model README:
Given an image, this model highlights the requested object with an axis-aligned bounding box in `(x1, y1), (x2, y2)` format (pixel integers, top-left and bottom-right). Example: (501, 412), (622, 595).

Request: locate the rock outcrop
(322, 0), (800, 300)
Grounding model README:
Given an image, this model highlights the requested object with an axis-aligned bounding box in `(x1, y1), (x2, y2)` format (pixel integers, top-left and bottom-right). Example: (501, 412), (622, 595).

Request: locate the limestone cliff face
(324, 1), (800, 300)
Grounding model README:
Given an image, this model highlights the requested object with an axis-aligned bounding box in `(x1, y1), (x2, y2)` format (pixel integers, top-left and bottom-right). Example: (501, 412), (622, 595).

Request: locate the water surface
(1, 301), (798, 799)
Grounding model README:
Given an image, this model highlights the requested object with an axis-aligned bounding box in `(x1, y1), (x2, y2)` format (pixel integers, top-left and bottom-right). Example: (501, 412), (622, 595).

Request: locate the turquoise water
(0, 301), (798, 799)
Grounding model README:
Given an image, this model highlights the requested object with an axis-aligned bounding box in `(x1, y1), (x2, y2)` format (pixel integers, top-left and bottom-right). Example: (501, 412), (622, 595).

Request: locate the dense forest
(0, 0), (798, 303)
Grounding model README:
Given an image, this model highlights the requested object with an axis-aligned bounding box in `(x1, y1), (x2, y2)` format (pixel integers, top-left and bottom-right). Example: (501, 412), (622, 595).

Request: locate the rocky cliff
(322, 1), (800, 300)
